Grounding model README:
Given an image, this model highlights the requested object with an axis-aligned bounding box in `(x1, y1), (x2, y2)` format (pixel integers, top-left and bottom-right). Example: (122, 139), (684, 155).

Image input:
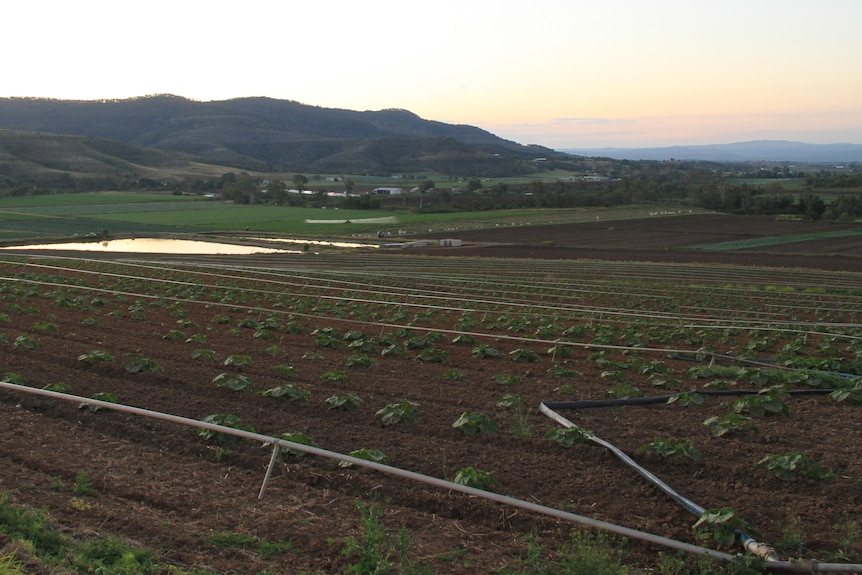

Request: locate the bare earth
(1, 213), (861, 573)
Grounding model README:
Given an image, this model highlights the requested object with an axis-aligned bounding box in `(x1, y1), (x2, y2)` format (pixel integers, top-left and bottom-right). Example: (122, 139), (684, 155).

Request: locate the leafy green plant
(206, 531), (296, 557)
(692, 507), (748, 548)
(77, 350), (114, 363)
(162, 329), (186, 341)
(548, 364), (580, 378)
(271, 364), (297, 377)
(443, 368), (466, 380)
(493, 373), (521, 386)
(263, 384), (310, 402)
(452, 411), (499, 434)
(325, 392), (363, 411)
(376, 400), (419, 426)
(213, 373), (254, 391)
(191, 348), (217, 361)
(704, 413), (758, 437)
(72, 471), (97, 496)
(418, 347), (449, 363)
(344, 353), (376, 368)
(471, 344), (504, 359)
(510, 348), (541, 363)
(452, 467), (500, 491)
(321, 370), (350, 383)
(340, 448), (386, 468)
(124, 356), (163, 374)
(224, 354), (253, 367)
(733, 386), (789, 417)
(197, 414), (255, 444)
(273, 431), (317, 457)
(12, 334), (37, 350)
(606, 383), (641, 399)
(79, 391), (118, 413)
(758, 452), (834, 481)
(451, 333), (477, 345)
(667, 391), (704, 406)
(545, 426), (594, 447)
(639, 438), (702, 462)
(42, 382), (71, 393)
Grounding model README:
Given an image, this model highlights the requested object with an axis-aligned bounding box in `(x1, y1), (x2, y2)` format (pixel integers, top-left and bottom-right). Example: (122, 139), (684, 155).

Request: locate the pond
(0, 238), (299, 255)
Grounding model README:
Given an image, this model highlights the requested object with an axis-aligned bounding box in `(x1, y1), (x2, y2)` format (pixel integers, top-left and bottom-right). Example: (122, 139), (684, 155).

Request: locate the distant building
(372, 187), (404, 195)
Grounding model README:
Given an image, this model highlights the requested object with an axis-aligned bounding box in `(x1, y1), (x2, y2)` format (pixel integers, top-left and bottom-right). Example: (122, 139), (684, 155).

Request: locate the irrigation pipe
(0, 381), (736, 565)
(13, 258), (860, 333)
(3, 262), (861, 346)
(539, 400), (862, 572)
(5, 273), (853, 366)
(3, 383), (860, 571)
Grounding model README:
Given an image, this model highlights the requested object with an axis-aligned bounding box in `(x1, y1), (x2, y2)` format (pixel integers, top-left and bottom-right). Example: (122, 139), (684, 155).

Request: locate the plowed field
(1, 213), (862, 574)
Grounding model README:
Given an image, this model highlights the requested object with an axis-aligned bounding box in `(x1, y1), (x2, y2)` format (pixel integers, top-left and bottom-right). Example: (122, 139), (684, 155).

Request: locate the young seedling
(272, 432), (316, 457)
(639, 438), (702, 462)
(704, 413), (759, 437)
(758, 452), (834, 481)
(376, 400), (419, 426)
(693, 507), (748, 548)
(452, 467), (500, 491)
(339, 448), (386, 467)
(325, 392), (363, 411)
(263, 384), (310, 402)
(197, 414), (255, 444)
(545, 426), (594, 447)
(213, 373), (254, 391)
(452, 412), (499, 434)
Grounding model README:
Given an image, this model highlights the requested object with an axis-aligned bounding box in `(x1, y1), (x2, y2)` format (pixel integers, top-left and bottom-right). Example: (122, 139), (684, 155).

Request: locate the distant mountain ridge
(0, 95), (560, 176)
(561, 140), (862, 163)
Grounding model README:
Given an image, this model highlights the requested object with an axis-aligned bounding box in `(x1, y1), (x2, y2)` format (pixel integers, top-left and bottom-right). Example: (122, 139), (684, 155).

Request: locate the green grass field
(0, 192), (708, 241)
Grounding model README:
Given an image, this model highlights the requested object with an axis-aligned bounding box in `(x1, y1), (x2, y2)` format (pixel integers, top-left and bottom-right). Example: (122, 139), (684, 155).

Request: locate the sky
(4, 0), (862, 149)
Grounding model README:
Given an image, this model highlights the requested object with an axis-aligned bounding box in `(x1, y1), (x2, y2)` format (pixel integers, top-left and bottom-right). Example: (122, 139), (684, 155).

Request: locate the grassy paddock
(0, 193), (708, 240)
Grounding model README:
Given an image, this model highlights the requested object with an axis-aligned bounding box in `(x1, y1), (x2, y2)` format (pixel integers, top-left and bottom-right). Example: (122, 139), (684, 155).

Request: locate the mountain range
(0, 95), (560, 177)
(561, 140), (862, 163)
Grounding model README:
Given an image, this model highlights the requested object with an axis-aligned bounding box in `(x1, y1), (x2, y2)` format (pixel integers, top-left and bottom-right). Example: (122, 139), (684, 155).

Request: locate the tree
(222, 172), (257, 204)
(293, 174), (309, 192)
(467, 177), (482, 192)
(268, 179), (287, 205)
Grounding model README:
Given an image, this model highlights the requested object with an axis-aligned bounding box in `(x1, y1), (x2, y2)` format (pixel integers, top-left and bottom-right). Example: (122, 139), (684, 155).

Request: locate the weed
(72, 471), (96, 496)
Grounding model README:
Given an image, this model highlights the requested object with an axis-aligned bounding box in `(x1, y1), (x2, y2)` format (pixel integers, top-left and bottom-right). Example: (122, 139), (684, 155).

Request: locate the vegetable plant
(264, 384), (310, 402)
(197, 414), (255, 444)
(273, 432), (316, 457)
(124, 356), (162, 374)
(471, 344), (504, 359)
(452, 412), (499, 434)
(376, 400), (419, 426)
(638, 438), (702, 462)
(703, 413), (758, 437)
(213, 373), (254, 391)
(732, 386), (789, 417)
(339, 448), (386, 467)
(510, 348), (540, 363)
(693, 507), (748, 548)
(78, 350), (114, 363)
(452, 467), (500, 491)
(545, 426), (594, 447)
(758, 452), (834, 481)
(325, 392), (363, 411)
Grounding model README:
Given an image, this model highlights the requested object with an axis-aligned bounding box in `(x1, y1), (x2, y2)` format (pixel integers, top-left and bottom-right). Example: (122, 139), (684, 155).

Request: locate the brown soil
(1, 214), (861, 573)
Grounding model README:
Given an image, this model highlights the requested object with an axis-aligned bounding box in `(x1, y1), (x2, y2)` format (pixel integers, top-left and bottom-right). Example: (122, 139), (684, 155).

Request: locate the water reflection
(1, 238), (298, 255)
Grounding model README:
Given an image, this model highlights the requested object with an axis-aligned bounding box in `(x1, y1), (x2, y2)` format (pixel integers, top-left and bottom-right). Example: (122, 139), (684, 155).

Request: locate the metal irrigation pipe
(4, 382), (860, 571)
(0, 381), (738, 565)
(538, 401), (862, 572)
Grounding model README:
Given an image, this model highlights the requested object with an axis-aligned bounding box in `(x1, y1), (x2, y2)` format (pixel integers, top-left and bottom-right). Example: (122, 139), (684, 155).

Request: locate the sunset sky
(4, 0), (861, 149)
